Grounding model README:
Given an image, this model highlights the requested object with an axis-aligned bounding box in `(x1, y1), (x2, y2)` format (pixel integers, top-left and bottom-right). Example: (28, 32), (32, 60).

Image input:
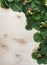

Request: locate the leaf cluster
(0, 0), (47, 64)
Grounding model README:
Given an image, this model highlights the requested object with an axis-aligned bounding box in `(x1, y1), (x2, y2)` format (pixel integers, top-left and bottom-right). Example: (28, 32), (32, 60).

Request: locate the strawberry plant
(0, 0), (47, 64)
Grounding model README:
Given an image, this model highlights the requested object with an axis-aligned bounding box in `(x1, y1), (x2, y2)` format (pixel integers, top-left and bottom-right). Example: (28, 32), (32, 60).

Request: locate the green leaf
(41, 31), (47, 40)
(25, 24), (32, 30)
(40, 45), (47, 56)
(34, 12), (41, 20)
(39, 41), (46, 48)
(25, 16), (34, 30)
(9, 2), (22, 11)
(6, 0), (14, 2)
(37, 57), (47, 64)
(44, 12), (47, 22)
(31, 1), (40, 11)
(15, 0), (20, 3)
(0, 0), (2, 6)
(32, 52), (38, 59)
(1, 0), (9, 8)
(34, 32), (42, 42)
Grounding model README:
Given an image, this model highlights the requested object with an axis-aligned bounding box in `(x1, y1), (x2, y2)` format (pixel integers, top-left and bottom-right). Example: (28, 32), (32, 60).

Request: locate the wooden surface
(0, 8), (40, 65)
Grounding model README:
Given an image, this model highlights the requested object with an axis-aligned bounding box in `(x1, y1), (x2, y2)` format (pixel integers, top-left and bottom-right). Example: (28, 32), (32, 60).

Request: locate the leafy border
(0, 0), (47, 64)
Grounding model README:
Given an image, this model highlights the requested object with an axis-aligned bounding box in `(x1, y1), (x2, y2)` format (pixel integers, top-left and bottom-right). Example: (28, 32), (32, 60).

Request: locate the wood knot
(13, 37), (27, 44)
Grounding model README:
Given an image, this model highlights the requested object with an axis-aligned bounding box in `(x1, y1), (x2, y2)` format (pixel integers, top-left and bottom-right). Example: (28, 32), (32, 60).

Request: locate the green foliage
(32, 43), (47, 64)
(9, 2), (22, 11)
(6, 0), (14, 2)
(41, 31), (47, 39)
(34, 12), (41, 20)
(0, 0), (2, 6)
(32, 52), (38, 59)
(1, 0), (9, 8)
(33, 32), (42, 42)
(40, 45), (47, 56)
(37, 57), (47, 64)
(0, 0), (47, 64)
